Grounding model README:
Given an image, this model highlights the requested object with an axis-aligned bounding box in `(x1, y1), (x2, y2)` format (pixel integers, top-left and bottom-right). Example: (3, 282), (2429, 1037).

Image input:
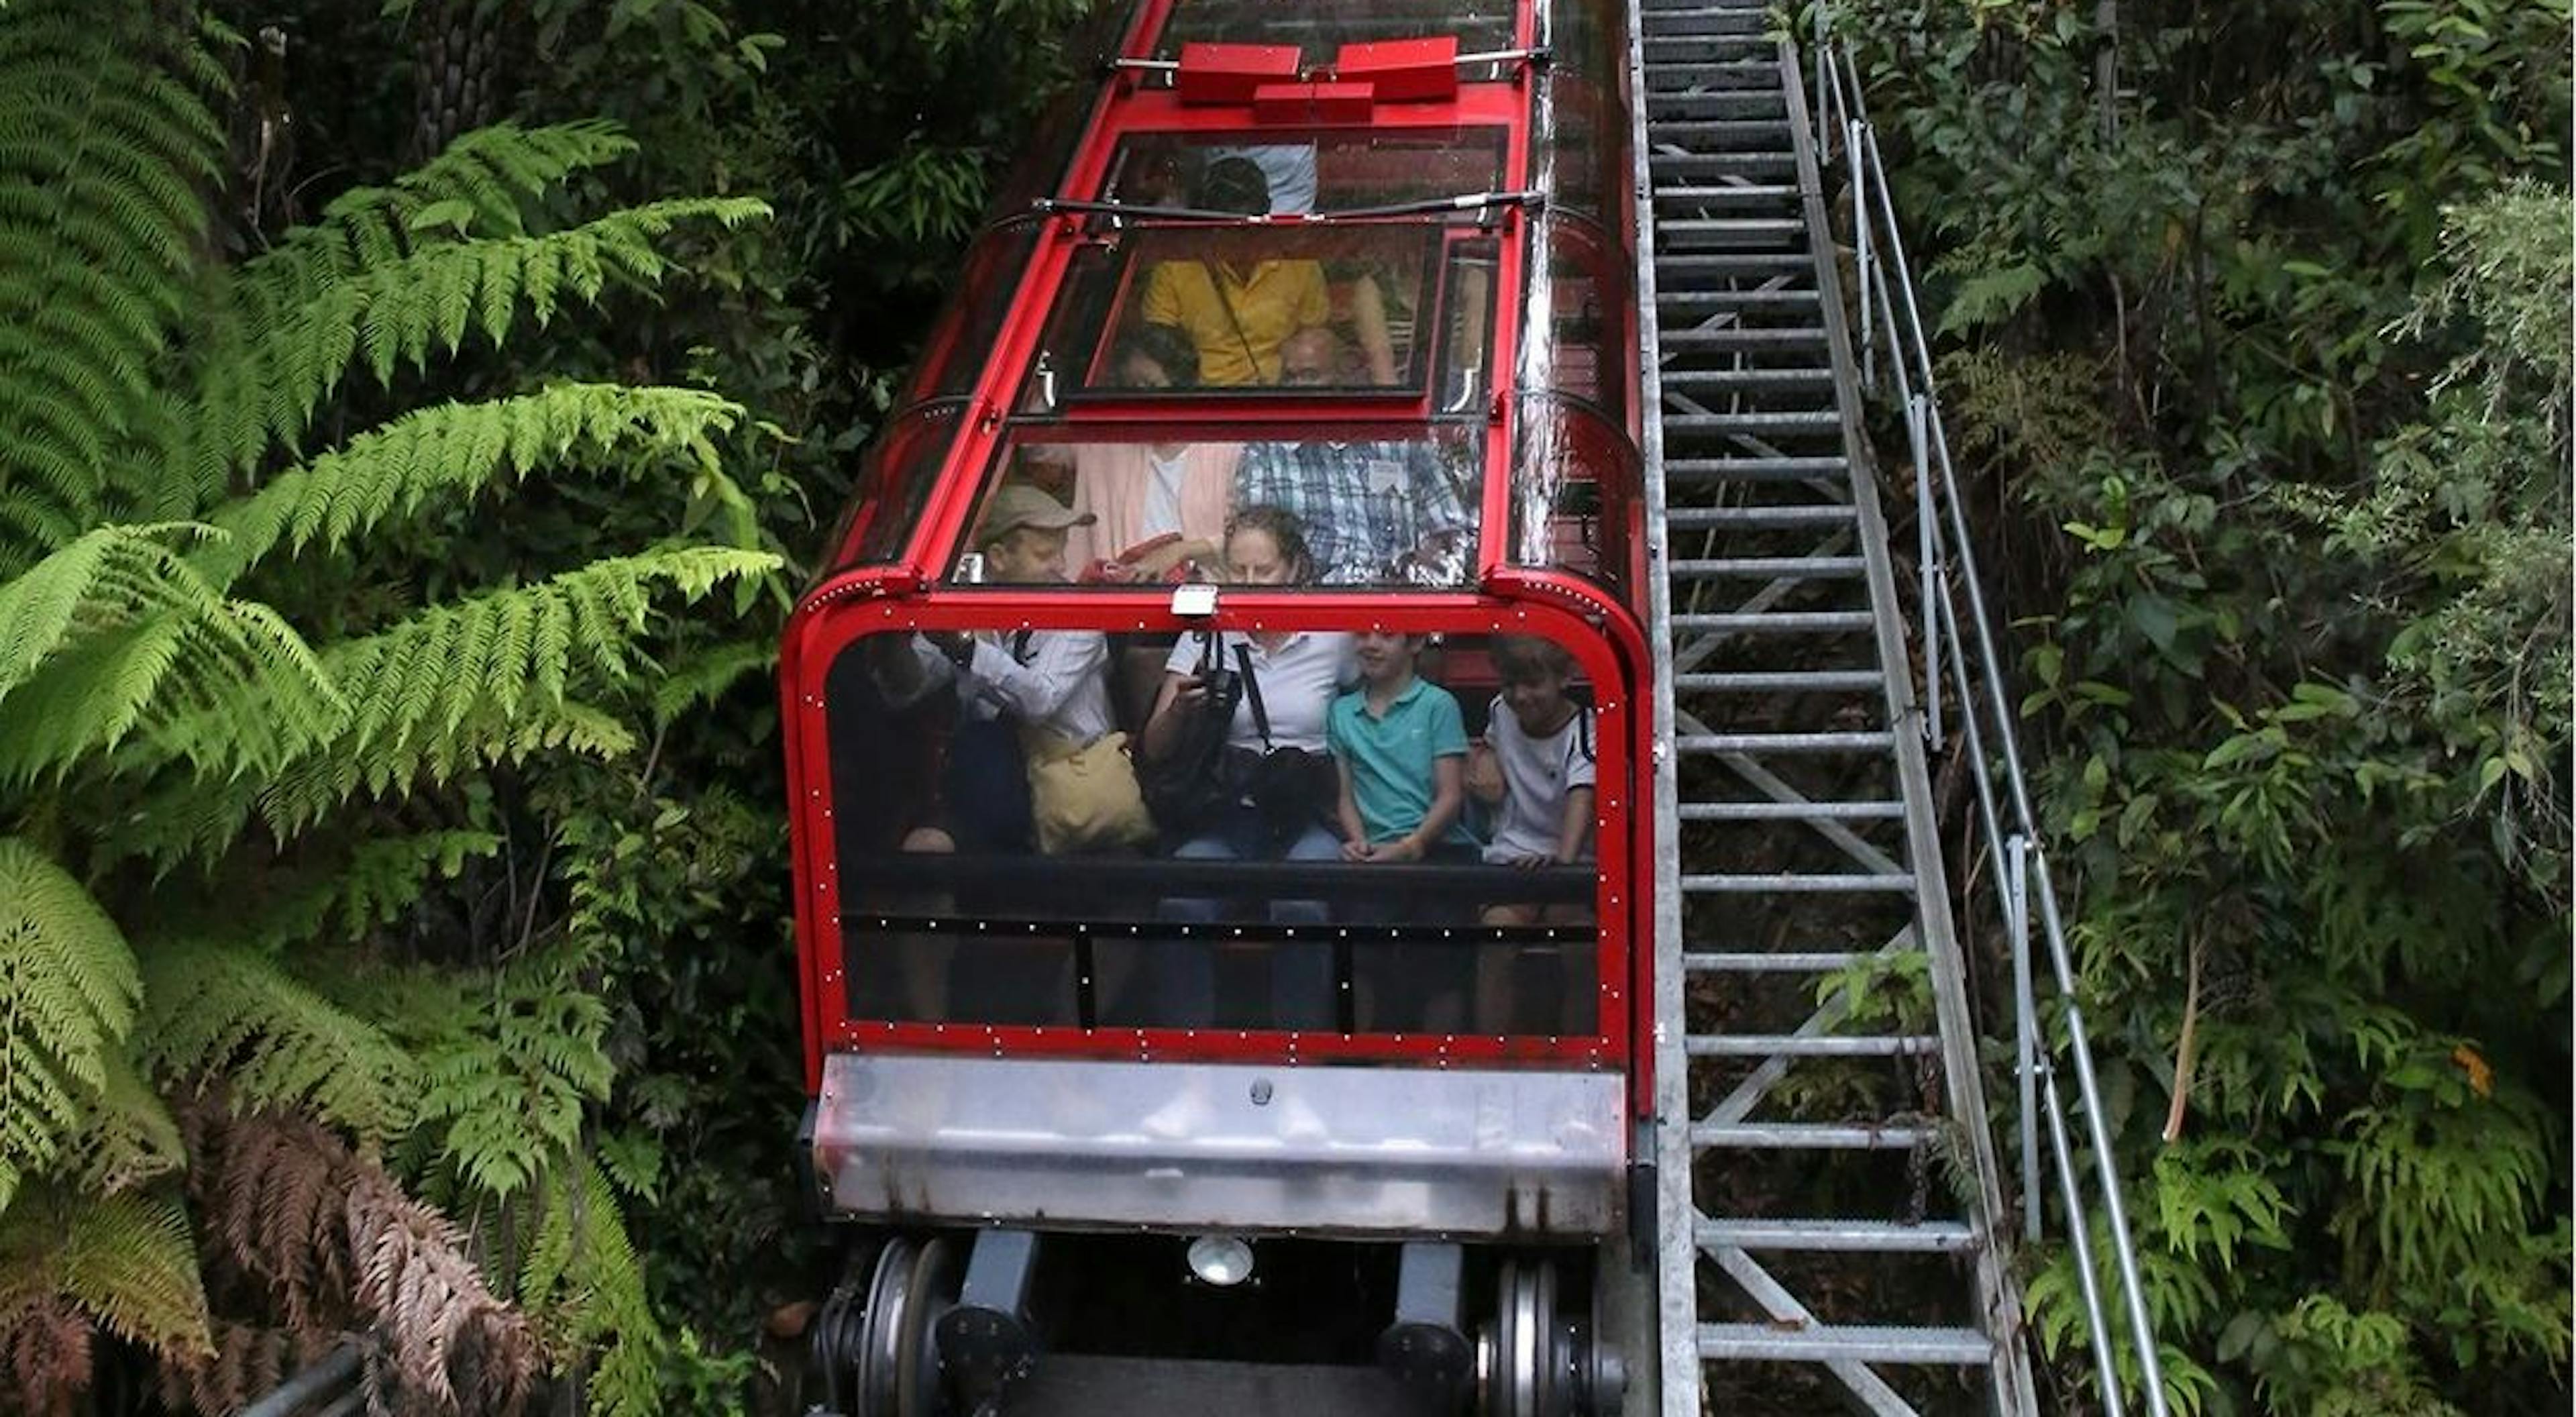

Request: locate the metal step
(1673, 670), (1884, 694)
(1680, 872), (1917, 895)
(1666, 505), (1858, 531)
(1648, 150), (1796, 178)
(1647, 118), (1795, 146)
(1640, 9), (1771, 36)
(1696, 1218), (1978, 1253)
(1662, 454), (1847, 481)
(1652, 184), (1801, 207)
(1660, 367), (1833, 392)
(1646, 91), (1786, 119)
(1670, 609), (1870, 632)
(1688, 1120), (1929, 1149)
(1683, 949), (1876, 973)
(1656, 323), (1825, 348)
(1675, 730), (1893, 755)
(1665, 554), (1865, 578)
(1679, 799), (1902, 821)
(1642, 60), (1780, 92)
(1663, 411), (1839, 437)
(1684, 1034), (1937, 1057)
(1656, 286), (1819, 308)
(1656, 217), (1806, 250)
(1695, 1324), (1992, 1366)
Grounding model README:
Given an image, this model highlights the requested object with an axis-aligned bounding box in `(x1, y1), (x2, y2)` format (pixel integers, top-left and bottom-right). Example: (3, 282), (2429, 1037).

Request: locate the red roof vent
(1332, 36), (1460, 103)
(1175, 42), (1302, 105)
(1251, 81), (1377, 125)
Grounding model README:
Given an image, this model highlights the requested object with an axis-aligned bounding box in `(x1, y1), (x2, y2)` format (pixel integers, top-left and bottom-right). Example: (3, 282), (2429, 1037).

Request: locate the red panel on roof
(1334, 36), (1460, 103)
(1252, 81), (1377, 124)
(1174, 42), (1301, 105)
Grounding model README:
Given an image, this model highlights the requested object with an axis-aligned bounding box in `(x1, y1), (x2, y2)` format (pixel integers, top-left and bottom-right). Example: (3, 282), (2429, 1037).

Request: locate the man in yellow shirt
(1139, 156), (1328, 386)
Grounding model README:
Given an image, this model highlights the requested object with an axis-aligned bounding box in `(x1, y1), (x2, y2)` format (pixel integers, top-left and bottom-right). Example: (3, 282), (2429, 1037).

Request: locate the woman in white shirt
(1125, 507), (1355, 1028)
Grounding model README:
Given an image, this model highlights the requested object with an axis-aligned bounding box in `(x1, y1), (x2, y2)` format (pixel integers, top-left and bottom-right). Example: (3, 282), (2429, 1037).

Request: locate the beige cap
(975, 483), (1095, 545)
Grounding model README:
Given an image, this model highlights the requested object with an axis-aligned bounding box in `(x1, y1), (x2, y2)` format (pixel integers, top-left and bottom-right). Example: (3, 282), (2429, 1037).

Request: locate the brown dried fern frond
(345, 1167), (533, 1414)
(154, 1317), (339, 1416)
(0, 1292), (91, 1417)
(182, 1098), (354, 1330)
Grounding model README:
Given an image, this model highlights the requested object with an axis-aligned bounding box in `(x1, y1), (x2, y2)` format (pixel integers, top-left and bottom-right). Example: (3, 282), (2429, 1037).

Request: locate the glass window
(829, 401), (967, 568)
(899, 221), (1043, 407)
(821, 621), (1608, 1037)
(948, 427), (1483, 588)
(1152, 1), (1516, 63)
(1510, 397), (1641, 603)
(1515, 215), (1634, 431)
(1100, 129), (1507, 216)
(1022, 219), (1498, 401)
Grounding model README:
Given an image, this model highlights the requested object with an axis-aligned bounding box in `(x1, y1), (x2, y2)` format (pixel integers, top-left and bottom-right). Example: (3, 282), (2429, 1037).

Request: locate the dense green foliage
(1, 0), (1097, 1410)
(1834, 0), (2571, 1410)
(1, 0), (2561, 1411)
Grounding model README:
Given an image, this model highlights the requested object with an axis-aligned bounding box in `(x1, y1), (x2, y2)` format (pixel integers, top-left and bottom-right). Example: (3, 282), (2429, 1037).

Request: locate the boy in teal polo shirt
(1329, 631), (1477, 1030)
(1330, 631), (1475, 863)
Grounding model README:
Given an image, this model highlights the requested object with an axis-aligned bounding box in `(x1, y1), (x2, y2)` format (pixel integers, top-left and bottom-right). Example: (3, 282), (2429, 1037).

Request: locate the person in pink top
(1042, 327), (1241, 582)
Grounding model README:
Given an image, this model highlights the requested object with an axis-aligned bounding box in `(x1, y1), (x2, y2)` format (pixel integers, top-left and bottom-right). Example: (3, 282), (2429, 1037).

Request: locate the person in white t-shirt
(1466, 634), (1598, 1033)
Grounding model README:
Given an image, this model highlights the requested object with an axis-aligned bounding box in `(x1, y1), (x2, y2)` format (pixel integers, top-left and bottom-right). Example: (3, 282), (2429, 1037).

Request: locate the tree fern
(519, 1155), (663, 1417)
(65, 1046), (183, 1199)
(0, 839), (139, 1212)
(138, 939), (421, 1143)
(237, 830), (505, 951)
(0, 1184), (213, 1365)
(408, 955), (615, 1199)
(0, 525), (342, 785)
(195, 383), (743, 591)
(0, 1), (225, 557)
(187, 193), (768, 500)
(59, 1188), (214, 1363)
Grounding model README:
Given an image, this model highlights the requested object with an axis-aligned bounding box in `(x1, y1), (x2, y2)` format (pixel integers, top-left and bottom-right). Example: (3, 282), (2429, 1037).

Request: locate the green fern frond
(66, 1045), (183, 1198)
(651, 640), (777, 727)
(417, 980), (612, 1199)
(0, 839), (140, 1213)
(254, 548), (775, 837)
(191, 197), (768, 488)
(0, 525), (344, 784)
(60, 1190), (215, 1361)
(248, 121), (637, 307)
(136, 938), (419, 1143)
(241, 831), (506, 951)
(197, 384), (743, 589)
(0, 3), (221, 549)
(519, 1154), (663, 1414)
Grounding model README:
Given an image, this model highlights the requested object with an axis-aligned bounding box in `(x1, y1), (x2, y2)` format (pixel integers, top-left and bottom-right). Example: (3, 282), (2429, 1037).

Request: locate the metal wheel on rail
(1481, 1260), (1570, 1417)
(812, 1234), (962, 1417)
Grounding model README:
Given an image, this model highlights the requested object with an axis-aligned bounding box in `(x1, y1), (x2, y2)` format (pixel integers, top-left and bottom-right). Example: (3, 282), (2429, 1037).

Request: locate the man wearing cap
(867, 484), (1116, 838)
(914, 484), (1116, 755)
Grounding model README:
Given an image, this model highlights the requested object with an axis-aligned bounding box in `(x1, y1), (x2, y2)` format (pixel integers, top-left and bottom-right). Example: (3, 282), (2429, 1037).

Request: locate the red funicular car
(782, 2), (1654, 1412)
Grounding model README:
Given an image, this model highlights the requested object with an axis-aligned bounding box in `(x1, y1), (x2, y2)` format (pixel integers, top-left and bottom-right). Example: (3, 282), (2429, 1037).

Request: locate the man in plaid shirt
(1236, 331), (1479, 584)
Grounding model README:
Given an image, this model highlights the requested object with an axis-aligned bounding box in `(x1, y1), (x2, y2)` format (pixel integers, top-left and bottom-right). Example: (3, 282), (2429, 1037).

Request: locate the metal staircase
(1630, 1), (2165, 1414)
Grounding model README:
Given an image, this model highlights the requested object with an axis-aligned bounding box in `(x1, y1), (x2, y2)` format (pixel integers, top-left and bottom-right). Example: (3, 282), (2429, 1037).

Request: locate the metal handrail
(1792, 19), (2172, 1416)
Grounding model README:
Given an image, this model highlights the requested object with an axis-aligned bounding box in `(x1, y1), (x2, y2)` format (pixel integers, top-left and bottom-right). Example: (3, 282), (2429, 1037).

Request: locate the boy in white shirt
(1466, 635), (1598, 1034)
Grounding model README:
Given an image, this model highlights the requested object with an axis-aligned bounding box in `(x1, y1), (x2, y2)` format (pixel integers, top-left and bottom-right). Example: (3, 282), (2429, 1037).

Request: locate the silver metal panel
(810, 1053), (1625, 1238)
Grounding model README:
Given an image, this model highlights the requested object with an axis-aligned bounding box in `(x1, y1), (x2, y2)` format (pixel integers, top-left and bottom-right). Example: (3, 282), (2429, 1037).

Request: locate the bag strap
(1198, 260), (1263, 381)
(1234, 641), (1274, 749)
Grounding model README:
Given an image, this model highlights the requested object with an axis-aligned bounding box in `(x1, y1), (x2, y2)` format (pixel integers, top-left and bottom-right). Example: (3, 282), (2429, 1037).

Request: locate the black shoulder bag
(1138, 630), (1241, 837)
(1225, 642), (1340, 852)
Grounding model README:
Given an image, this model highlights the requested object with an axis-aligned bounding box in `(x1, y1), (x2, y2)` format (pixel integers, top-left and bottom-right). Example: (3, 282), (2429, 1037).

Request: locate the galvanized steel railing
(1794, 16), (2173, 1415)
